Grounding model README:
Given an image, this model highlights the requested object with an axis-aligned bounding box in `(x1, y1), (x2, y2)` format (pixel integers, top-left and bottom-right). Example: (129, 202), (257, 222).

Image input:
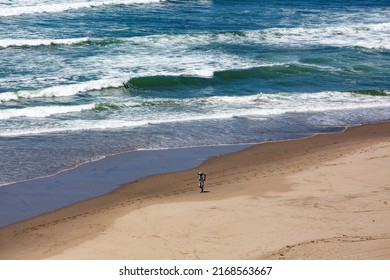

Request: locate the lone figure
(198, 171), (206, 192)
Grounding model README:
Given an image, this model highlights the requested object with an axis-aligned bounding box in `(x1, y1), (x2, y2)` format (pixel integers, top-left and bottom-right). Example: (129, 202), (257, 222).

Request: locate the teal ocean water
(1, 0), (390, 185)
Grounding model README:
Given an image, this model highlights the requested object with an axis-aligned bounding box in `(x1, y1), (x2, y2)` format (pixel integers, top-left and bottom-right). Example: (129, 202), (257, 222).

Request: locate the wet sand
(0, 145), (248, 227)
(0, 122), (389, 259)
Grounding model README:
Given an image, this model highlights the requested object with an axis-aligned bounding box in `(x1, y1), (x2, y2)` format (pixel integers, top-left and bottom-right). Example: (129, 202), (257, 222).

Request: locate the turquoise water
(1, 0), (390, 184)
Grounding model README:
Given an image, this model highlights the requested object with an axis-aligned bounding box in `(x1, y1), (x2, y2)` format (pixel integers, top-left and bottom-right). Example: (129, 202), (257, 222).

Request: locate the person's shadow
(201, 190), (210, 193)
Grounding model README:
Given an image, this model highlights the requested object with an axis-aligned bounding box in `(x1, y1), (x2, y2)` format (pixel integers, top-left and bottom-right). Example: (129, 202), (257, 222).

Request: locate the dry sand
(1, 122), (390, 260)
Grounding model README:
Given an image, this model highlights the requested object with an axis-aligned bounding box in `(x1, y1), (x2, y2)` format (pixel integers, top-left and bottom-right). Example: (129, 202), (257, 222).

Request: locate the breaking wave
(249, 22), (390, 50)
(2, 90), (390, 137)
(1, 62), (386, 104)
(124, 64), (333, 89)
(1, 22), (389, 50)
(0, 0), (163, 17)
(0, 37), (124, 49)
(0, 104), (95, 120)
(0, 78), (124, 103)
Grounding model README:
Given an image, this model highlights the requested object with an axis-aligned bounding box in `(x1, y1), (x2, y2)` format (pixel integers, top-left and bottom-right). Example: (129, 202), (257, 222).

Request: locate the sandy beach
(1, 122), (390, 260)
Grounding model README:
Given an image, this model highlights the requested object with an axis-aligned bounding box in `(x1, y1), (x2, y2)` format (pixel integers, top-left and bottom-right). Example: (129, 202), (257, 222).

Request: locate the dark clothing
(198, 172), (206, 192)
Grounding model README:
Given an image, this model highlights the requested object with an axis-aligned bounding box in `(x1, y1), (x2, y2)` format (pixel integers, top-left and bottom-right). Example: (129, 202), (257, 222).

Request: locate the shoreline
(0, 121), (390, 259)
(0, 144), (250, 227)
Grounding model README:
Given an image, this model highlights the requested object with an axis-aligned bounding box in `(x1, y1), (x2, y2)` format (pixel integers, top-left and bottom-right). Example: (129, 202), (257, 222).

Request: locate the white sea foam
(166, 91), (390, 119)
(0, 0), (162, 17)
(0, 50), (253, 102)
(2, 90), (390, 137)
(130, 22), (390, 51)
(3, 21), (389, 50)
(0, 22), (387, 100)
(0, 104), (96, 120)
(0, 92), (19, 103)
(0, 38), (90, 48)
(0, 119), (148, 137)
(193, 91), (390, 118)
(242, 23), (390, 50)
(0, 78), (125, 102)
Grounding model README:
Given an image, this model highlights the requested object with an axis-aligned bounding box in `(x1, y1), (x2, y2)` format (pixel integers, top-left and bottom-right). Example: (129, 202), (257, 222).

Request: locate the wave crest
(124, 64), (328, 90)
(0, 104), (95, 120)
(124, 75), (211, 89)
(1, 22), (389, 51)
(0, 0), (163, 17)
(352, 89), (390, 96)
(0, 37), (124, 49)
(1, 64), (389, 104)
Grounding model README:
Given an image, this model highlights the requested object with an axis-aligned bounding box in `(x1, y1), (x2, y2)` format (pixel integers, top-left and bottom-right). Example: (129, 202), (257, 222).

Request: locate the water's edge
(0, 144), (250, 227)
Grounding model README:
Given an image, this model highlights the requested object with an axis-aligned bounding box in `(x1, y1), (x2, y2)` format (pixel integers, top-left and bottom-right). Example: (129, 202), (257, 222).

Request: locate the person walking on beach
(198, 171), (206, 192)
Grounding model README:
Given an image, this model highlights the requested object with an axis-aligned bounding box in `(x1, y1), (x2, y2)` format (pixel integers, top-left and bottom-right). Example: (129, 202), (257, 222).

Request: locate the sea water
(1, 0), (390, 186)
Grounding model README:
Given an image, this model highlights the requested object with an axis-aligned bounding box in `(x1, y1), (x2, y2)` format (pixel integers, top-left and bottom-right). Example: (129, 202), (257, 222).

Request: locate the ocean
(1, 1), (390, 191)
